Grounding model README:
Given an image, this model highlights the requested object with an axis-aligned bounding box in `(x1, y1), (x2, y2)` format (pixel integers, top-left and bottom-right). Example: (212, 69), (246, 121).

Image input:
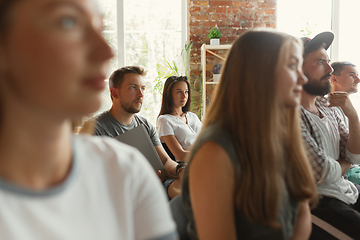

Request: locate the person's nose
(355, 75), (360, 84)
(326, 62), (333, 75)
(298, 68), (308, 86)
(181, 92), (186, 99)
(138, 88), (144, 97)
(89, 26), (114, 63)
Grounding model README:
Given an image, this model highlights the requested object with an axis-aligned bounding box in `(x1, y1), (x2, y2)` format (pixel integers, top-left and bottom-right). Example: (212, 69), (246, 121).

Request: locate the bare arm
(289, 202), (312, 240)
(154, 145), (179, 179)
(189, 141), (237, 240)
(329, 92), (360, 154)
(162, 135), (189, 161)
(338, 158), (352, 176)
(347, 113), (360, 154)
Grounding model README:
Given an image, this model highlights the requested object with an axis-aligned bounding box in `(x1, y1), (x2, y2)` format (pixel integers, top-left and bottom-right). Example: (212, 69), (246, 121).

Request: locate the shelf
(201, 44), (231, 120)
(201, 44), (232, 61)
(201, 44), (232, 50)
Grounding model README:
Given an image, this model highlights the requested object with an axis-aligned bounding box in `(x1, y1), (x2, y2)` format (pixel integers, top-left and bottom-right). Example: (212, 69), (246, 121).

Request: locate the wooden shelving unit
(201, 44), (231, 119)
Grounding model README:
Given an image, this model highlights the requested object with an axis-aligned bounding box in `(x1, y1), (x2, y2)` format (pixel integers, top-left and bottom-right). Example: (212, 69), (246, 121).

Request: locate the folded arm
(162, 135), (189, 161)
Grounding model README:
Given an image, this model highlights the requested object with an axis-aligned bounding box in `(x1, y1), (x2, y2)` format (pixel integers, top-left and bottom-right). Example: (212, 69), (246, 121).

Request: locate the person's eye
(59, 16), (78, 29)
(288, 63), (297, 69)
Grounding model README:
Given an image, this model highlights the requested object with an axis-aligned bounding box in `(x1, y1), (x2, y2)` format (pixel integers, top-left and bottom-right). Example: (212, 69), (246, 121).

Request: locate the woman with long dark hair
(157, 76), (202, 161)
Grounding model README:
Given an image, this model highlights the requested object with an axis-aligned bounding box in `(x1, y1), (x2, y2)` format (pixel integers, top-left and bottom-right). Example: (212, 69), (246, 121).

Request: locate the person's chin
(350, 87), (358, 94)
(132, 106), (142, 113)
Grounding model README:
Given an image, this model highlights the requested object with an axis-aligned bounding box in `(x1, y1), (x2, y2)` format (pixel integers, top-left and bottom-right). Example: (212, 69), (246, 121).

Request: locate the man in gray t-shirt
(94, 112), (161, 146)
(93, 66), (182, 199)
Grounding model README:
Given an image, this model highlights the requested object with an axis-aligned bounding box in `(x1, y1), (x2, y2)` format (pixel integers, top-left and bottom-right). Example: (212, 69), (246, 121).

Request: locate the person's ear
(331, 75), (337, 84)
(110, 87), (119, 99)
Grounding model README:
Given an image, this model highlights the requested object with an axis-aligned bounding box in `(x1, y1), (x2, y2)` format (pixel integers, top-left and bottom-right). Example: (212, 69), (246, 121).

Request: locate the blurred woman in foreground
(0, 0), (177, 239)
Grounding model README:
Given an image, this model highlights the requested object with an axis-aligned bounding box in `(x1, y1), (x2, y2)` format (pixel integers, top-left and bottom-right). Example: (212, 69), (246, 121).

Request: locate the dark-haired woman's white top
(156, 112), (202, 151)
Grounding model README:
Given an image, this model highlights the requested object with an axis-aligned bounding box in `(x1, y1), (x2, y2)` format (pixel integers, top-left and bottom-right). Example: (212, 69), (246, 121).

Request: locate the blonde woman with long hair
(181, 30), (317, 240)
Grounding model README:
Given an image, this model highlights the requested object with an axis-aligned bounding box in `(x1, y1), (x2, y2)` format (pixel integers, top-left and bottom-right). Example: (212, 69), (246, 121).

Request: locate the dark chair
(310, 214), (353, 240)
(169, 194), (191, 240)
(162, 142), (176, 161)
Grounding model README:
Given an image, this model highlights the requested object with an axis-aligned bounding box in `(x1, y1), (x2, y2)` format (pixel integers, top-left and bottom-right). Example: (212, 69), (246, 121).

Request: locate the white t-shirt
(156, 112), (202, 151)
(0, 135), (177, 240)
(312, 115), (359, 204)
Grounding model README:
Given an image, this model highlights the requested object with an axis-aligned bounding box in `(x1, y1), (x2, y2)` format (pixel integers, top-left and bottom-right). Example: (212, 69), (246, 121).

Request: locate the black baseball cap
(301, 31), (334, 53)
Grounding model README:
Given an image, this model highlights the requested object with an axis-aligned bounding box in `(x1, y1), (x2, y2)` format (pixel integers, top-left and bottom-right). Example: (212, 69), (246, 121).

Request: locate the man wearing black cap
(300, 32), (360, 238)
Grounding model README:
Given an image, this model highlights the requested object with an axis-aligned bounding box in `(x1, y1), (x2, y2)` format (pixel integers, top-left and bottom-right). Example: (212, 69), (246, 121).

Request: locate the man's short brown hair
(109, 66), (147, 89)
(331, 61), (356, 76)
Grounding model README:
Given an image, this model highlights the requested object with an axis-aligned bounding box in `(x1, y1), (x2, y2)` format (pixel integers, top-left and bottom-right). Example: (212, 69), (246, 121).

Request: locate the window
(336, 0), (360, 110)
(97, 0), (117, 118)
(97, 0), (187, 125)
(277, 0), (332, 39)
(277, 0), (360, 114)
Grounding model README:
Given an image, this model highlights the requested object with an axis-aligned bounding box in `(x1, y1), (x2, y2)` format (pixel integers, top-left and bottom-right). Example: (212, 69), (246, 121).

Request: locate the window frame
(330, 0), (340, 61)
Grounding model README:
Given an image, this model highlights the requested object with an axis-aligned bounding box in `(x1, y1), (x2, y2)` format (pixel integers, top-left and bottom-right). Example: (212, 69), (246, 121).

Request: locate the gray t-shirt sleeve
(93, 122), (108, 136)
(93, 126), (102, 136)
(93, 111), (116, 137)
(148, 123), (161, 146)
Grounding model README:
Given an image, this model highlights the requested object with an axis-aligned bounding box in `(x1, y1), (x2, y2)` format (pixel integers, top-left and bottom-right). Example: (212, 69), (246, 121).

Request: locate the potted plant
(212, 63), (222, 82)
(208, 27), (222, 45)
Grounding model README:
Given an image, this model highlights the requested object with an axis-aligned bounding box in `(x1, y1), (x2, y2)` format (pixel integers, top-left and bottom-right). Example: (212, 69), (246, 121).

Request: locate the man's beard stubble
(121, 99), (142, 114)
(302, 73), (332, 96)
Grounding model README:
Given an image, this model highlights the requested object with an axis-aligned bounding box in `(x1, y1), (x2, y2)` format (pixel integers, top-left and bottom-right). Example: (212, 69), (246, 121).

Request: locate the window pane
(97, 0), (118, 116)
(277, 0), (332, 38)
(338, 0), (360, 114)
(278, 0), (360, 116)
(124, 0), (183, 125)
(124, 0), (181, 31)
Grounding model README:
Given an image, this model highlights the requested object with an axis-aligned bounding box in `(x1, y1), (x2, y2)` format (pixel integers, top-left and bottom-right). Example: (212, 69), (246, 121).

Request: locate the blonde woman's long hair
(203, 30), (317, 228)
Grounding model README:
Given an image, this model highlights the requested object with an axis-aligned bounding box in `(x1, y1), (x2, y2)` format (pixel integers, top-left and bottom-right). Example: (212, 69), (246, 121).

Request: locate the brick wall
(188, 0), (277, 116)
